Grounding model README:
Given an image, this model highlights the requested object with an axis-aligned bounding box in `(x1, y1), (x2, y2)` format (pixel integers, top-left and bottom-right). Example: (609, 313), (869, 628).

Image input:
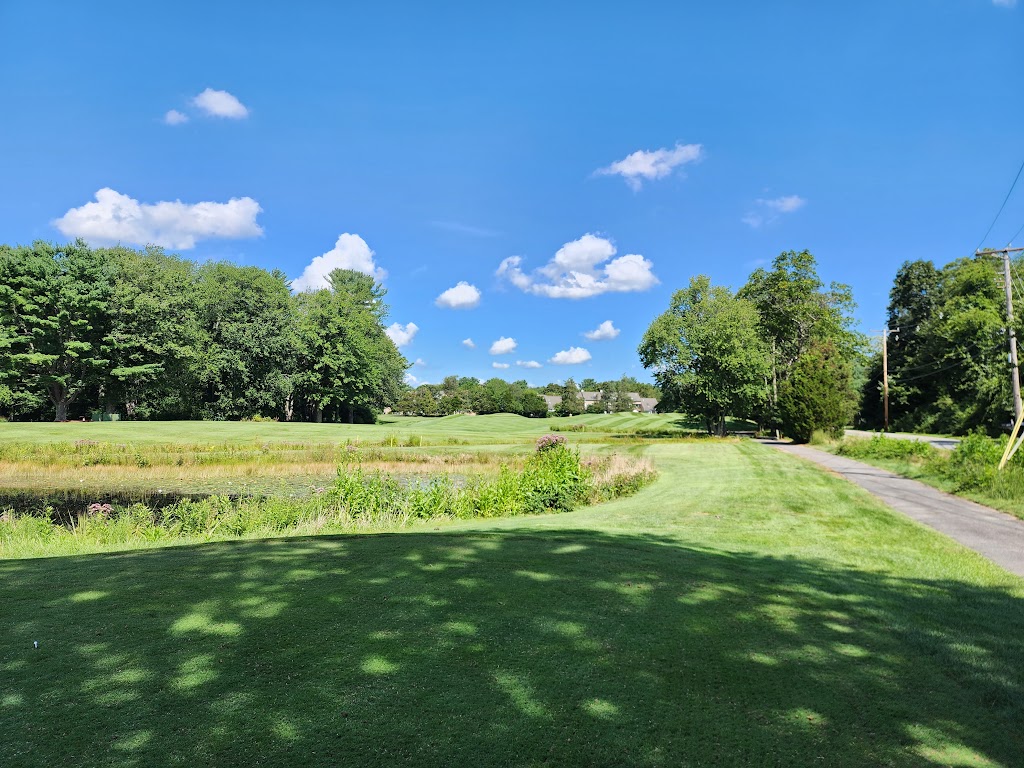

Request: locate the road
(767, 441), (1024, 578)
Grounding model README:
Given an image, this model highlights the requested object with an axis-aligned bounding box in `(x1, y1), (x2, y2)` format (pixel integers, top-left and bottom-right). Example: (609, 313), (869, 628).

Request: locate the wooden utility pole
(978, 247), (1024, 426)
(873, 327), (897, 431)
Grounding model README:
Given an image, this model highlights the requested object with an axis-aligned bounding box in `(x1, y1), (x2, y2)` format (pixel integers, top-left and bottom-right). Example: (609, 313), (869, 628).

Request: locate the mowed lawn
(3, 439), (1024, 766)
(0, 412), (684, 446)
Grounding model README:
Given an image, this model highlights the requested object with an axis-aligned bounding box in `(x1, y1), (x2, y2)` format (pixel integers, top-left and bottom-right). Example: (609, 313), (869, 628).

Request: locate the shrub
(836, 434), (935, 461)
(778, 340), (855, 444)
(536, 434), (568, 452)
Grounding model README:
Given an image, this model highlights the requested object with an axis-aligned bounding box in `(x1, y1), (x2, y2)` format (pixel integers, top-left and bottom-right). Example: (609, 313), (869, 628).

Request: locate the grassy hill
(3, 437), (1022, 766)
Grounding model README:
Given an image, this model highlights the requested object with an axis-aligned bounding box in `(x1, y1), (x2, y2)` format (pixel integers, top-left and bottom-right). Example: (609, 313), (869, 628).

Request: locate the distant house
(542, 389), (658, 414)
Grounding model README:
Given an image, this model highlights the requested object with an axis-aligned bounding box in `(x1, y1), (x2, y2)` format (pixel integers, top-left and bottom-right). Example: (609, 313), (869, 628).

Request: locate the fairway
(3, 435), (1023, 767)
(0, 412), (685, 445)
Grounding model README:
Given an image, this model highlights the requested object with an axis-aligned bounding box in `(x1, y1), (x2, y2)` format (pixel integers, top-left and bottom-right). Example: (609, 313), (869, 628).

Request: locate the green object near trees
(0, 241), (115, 422)
(639, 275), (770, 435)
(778, 340), (855, 443)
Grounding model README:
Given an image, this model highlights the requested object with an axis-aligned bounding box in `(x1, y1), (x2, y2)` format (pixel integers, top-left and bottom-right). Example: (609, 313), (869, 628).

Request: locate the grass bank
(3, 440), (1023, 766)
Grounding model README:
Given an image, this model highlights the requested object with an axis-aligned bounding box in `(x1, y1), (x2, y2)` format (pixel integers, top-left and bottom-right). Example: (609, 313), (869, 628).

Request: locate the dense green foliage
(739, 250), (860, 436)
(860, 254), (1014, 434)
(395, 376), (550, 417)
(641, 253), (861, 438)
(639, 275), (771, 435)
(0, 242), (409, 422)
(778, 340), (856, 443)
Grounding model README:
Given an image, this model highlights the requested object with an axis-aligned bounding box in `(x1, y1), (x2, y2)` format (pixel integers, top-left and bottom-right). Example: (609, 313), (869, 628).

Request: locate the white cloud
(435, 281), (482, 309)
(489, 336), (518, 355)
(584, 320), (620, 341)
(292, 234), (387, 291)
(760, 195), (806, 213)
(993, 0), (1016, 7)
(52, 188), (262, 249)
(413, 358), (427, 367)
(192, 88), (249, 119)
(595, 143), (703, 190)
(386, 322), (419, 348)
(516, 360), (542, 369)
(743, 195), (806, 228)
(492, 362), (510, 369)
(404, 372), (418, 385)
(164, 109), (188, 125)
(549, 347), (592, 365)
(462, 338), (476, 349)
(497, 234), (658, 299)
(430, 221), (501, 237)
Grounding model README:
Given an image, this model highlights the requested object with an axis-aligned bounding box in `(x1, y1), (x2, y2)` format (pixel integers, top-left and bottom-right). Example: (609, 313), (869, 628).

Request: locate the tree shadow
(2, 529), (1022, 767)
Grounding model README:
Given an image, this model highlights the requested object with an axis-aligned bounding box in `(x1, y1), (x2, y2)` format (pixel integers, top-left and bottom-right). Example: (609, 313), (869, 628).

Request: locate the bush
(836, 434), (935, 461)
(778, 341), (855, 443)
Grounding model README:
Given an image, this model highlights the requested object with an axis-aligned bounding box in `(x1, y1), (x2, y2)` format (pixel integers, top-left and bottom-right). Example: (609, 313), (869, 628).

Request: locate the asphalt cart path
(767, 441), (1024, 579)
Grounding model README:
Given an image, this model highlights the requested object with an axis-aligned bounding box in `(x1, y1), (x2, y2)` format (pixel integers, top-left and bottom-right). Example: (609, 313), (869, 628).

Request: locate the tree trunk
(49, 383), (70, 422)
(347, 405), (355, 424)
(313, 406), (323, 423)
(284, 394), (293, 422)
(772, 340), (781, 440)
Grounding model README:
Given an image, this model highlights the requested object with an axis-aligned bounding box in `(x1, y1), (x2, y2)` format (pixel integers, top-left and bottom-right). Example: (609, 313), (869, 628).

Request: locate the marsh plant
(0, 442), (655, 557)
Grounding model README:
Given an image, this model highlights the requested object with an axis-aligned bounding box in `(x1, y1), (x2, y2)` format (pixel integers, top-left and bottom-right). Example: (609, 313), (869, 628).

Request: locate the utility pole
(873, 327), (898, 432)
(978, 247), (1024, 426)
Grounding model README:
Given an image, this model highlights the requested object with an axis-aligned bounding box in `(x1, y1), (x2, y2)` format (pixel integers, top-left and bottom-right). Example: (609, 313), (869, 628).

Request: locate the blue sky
(2, 1), (1022, 386)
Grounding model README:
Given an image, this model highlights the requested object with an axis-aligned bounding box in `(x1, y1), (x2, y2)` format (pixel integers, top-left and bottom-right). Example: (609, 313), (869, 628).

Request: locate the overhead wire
(975, 157), (1024, 252)
(890, 343), (1006, 385)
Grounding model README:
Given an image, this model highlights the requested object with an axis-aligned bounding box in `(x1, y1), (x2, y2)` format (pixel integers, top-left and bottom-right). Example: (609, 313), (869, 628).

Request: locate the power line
(976, 157), (1024, 251)
(1007, 219), (1024, 248)
(891, 344), (1005, 385)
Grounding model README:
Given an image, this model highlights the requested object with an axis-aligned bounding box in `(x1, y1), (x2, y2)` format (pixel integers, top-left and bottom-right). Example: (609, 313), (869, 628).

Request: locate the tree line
(395, 375), (660, 418)
(639, 250), (862, 441)
(858, 253), (1020, 435)
(0, 241), (406, 422)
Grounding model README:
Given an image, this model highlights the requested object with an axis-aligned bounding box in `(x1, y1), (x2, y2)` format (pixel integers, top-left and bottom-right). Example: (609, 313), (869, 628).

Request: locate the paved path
(766, 441), (1024, 579)
(845, 429), (961, 451)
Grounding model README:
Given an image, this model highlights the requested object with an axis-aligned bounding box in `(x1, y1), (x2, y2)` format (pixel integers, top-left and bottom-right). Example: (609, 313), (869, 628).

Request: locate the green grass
(3, 440), (1023, 766)
(829, 435), (1024, 522)
(0, 413), (695, 446)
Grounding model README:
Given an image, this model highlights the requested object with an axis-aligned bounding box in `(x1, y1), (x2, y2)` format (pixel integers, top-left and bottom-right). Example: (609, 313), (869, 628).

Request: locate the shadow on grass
(2, 530), (1022, 767)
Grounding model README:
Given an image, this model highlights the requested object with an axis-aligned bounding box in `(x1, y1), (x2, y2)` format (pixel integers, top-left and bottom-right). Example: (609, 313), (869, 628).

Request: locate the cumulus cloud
(462, 338), (476, 349)
(549, 347), (592, 365)
(52, 188), (262, 249)
(743, 195), (806, 228)
(164, 109), (188, 125)
(413, 358), (427, 367)
(492, 362), (510, 369)
(292, 234), (387, 291)
(386, 322), (419, 348)
(516, 360), (542, 369)
(584, 320), (620, 341)
(489, 336), (518, 355)
(496, 234), (658, 299)
(404, 372), (418, 385)
(435, 281), (481, 309)
(595, 143), (702, 190)
(192, 88), (249, 119)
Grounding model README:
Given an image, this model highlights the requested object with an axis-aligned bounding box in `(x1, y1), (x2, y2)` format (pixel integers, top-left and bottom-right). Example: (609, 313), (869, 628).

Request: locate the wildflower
(536, 434), (568, 453)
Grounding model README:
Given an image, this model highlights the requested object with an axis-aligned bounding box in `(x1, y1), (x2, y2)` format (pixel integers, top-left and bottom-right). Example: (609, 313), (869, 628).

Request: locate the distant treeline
(0, 242), (406, 422)
(396, 376), (660, 418)
(859, 253), (1022, 435)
